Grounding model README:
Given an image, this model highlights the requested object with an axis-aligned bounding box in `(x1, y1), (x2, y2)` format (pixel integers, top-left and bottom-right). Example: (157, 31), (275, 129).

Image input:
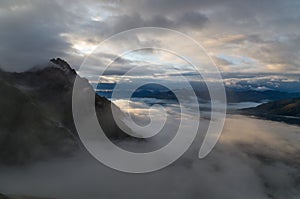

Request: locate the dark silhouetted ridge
(0, 58), (131, 165)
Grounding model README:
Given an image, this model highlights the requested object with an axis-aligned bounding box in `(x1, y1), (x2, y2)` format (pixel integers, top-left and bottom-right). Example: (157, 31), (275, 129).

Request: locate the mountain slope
(0, 78), (77, 165)
(0, 193), (9, 199)
(240, 98), (300, 125)
(0, 58), (131, 165)
(242, 98), (300, 116)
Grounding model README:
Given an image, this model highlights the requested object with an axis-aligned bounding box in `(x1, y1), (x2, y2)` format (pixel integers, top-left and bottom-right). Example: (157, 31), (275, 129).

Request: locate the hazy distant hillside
(243, 98), (300, 116)
(240, 98), (300, 125)
(0, 58), (131, 165)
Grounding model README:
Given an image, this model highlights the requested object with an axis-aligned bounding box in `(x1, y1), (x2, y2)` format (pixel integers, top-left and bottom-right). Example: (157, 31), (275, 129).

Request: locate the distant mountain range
(0, 58), (131, 165)
(96, 82), (300, 103)
(240, 98), (300, 125)
(96, 81), (300, 126)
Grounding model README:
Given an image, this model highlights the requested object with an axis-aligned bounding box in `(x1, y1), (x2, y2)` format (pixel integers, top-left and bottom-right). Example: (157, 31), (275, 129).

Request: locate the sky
(0, 0), (300, 75)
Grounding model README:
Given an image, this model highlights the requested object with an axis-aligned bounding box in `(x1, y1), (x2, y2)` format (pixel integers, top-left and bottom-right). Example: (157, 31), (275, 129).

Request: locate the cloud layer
(0, 0), (299, 73)
(0, 114), (299, 199)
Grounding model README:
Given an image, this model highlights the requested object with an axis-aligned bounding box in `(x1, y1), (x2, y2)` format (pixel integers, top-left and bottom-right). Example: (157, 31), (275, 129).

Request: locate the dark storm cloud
(0, 0), (209, 71)
(0, 0), (299, 72)
(90, 12), (208, 37)
(117, 0), (290, 19)
(0, 1), (79, 71)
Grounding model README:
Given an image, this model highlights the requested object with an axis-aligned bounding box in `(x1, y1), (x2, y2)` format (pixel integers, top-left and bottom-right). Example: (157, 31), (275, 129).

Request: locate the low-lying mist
(0, 100), (299, 199)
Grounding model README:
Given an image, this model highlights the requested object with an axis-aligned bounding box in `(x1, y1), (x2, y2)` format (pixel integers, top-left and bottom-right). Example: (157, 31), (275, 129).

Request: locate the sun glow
(73, 42), (97, 55)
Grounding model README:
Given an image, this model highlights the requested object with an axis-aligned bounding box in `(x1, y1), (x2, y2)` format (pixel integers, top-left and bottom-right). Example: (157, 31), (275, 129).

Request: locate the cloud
(213, 56), (234, 66)
(0, 111), (299, 199)
(0, 0), (299, 73)
(221, 73), (300, 92)
(0, 1), (80, 71)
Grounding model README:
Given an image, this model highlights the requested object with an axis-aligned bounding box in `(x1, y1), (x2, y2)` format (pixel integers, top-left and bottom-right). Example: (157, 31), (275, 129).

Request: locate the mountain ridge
(0, 58), (131, 165)
(97, 82), (300, 103)
(240, 98), (300, 125)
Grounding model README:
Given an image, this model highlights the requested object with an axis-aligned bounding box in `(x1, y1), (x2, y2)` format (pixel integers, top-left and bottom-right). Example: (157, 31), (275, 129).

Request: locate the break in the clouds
(0, 0), (300, 73)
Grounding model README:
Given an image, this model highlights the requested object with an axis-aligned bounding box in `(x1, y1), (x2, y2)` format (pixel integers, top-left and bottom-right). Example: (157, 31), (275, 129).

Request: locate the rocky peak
(49, 58), (74, 75)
